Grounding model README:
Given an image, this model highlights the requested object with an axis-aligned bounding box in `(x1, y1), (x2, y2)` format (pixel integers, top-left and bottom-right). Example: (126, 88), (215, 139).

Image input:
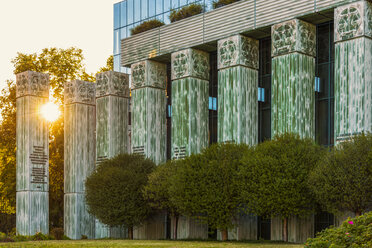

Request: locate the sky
(0, 0), (119, 90)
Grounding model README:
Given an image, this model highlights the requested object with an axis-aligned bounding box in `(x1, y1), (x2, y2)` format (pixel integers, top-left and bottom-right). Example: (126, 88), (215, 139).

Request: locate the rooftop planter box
(131, 19), (165, 35)
(169, 4), (204, 23)
(121, 0), (353, 67)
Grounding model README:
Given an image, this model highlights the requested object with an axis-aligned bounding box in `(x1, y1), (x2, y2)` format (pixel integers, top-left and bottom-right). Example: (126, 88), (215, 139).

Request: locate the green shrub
(12, 234), (29, 242)
(32, 232), (51, 241)
(212, 0), (241, 9)
(130, 19), (164, 35)
(305, 212), (372, 248)
(169, 4), (204, 23)
(0, 232), (6, 240)
(81, 234), (88, 240)
(50, 227), (64, 240)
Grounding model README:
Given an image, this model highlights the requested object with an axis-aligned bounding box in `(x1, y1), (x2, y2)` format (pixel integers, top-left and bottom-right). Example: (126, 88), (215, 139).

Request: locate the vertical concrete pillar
(16, 71), (49, 235)
(64, 80), (96, 239)
(130, 60), (167, 239)
(131, 60), (167, 165)
(334, 1), (372, 143)
(171, 48), (209, 159)
(271, 19), (316, 138)
(217, 35), (259, 145)
(95, 71), (130, 238)
(170, 48), (209, 239)
(216, 35), (259, 240)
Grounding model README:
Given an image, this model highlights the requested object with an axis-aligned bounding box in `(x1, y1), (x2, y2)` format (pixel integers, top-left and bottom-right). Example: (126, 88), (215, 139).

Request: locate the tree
(170, 143), (249, 241)
(0, 47), (112, 229)
(309, 133), (372, 217)
(239, 133), (324, 242)
(143, 160), (180, 240)
(85, 154), (155, 239)
(98, 55), (114, 73)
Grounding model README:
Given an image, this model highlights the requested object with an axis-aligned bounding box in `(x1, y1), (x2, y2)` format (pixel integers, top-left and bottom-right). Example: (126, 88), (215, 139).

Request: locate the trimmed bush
(169, 4), (204, 23)
(130, 19), (164, 35)
(305, 212), (372, 248)
(212, 0), (241, 9)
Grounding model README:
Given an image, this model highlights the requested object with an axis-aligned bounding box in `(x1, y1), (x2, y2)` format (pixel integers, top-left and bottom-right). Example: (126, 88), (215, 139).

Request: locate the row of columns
(16, 0), (371, 241)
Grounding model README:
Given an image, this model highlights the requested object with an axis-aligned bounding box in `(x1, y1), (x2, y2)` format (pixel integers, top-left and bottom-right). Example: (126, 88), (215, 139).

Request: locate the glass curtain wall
(114, 0), (214, 73)
(315, 21), (334, 147)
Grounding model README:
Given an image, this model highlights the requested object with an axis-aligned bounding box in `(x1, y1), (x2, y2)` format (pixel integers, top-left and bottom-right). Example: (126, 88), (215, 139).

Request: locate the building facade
(116, 0), (372, 242)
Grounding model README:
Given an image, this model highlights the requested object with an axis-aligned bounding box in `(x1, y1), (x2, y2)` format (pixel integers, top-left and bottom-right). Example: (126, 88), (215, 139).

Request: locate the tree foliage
(170, 143), (249, 241)
(309, 133), (372, 217)
(85, 154), (155, 239)
(0, 47), (111, 230)
(239, 133), (324, 241)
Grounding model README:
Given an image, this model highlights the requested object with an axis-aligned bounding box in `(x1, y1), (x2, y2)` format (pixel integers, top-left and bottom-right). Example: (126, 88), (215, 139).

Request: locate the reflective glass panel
(114, 3), (121, 29)
(149, 0), (156, 17)
(114, 55), (120, 72)
(121, 27), (127, 39)
(120, 1), (127, 27)
(127, 0), (134, 24)
(172, 0), (179, 8)
(134, 0), (141, 22)
(114, 30), (120, 55)
(180, 0), (187, 7)
(164, 12), (171, 24)
(156, 0), (163, 15)
(164, 0), (171, 12)
(141, 0), (148, 19)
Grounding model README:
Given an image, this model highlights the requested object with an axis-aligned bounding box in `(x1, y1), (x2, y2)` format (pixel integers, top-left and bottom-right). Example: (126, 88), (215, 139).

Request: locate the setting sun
(40, 102), (60, 122)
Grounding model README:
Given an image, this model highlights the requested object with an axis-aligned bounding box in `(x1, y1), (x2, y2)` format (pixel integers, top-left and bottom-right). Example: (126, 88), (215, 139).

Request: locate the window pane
(156, 0), (163, 15)
(120, 1), (127, 26)
(114, 30), (120, 55)
(156, 14), (164, 22)
(316, 99), (329, 145)
(180, 0), (187, 7)
(121, 27), (127, 39)
(141, 0), (148, 19)
(114, 3), (121, 29)
(114, 55), (120, 72)
(127, 0), (134, 24)
(149, 0), (156, 17)
(134, 0), (141, 22)
(316, 63), (329, 99)
(164, 0), (171, 12)
(172, 0), (179, 9)
(164, 12), (171, 24)
(127, 24), (134, 37)
(317, 24), (330, 64)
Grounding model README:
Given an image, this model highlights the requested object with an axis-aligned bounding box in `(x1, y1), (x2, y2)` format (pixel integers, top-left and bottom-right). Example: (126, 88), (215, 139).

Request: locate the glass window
(164, 0), (171, 11)
(180, 0), (187, 7)
(114, 55), (120, 72)
(156, 0), (163, 15)
(172, 0), (179, 9)
(114, 3), (121, 29)
(164, 12), (171, 24)
(134, 0), (141, 22)
(114, 30), (120, 55)
(127, 0), (134, 24)
(121, 27), (127, 39)
(156, 14), (164, 22)
(127, 24), (134, 37)
(120, 1), (127, 27)
(149, 0), (156, 17)
(141, 0), (148, 19)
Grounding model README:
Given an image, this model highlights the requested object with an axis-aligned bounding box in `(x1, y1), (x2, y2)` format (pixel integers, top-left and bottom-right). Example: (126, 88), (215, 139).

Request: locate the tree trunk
(283, 218), (288, 242)
(355, 211), (361, 217)
(173, 215), (178, 240)
(221, 229), (228, 241)
(128, 226), (133, 240)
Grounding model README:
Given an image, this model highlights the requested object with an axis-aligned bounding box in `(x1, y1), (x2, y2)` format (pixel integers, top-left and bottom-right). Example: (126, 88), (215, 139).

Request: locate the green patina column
(217, 35), (259, 240)
(131, 60), (167, 239)
(95, 71), (130, 238)
(171, 48), (209, 159)
(171, 48), (209, 239)
(64, 80), (96, 239)
(271, 19), (316, 243)
(271, 19), (316, 138)
(16, 71), (49, 235)
(334, 0), (372, 143)
(217, 34), (259, 145)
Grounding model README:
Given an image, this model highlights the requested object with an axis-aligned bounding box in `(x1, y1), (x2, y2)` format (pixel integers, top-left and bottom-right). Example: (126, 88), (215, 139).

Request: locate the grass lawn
(0, 240), (304, 248)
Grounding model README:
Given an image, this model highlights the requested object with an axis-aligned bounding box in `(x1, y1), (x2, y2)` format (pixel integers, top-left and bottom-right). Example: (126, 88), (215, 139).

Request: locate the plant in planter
(212, 0), (241, 9)
(169, 3), (204, 23)
(130, 19), (165, 35)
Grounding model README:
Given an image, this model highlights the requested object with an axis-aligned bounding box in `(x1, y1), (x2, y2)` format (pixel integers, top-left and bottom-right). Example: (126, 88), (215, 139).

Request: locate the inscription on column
(133, 146), (145, 155)
(29, 146), (47, 188)
(173, 146), (187, 160)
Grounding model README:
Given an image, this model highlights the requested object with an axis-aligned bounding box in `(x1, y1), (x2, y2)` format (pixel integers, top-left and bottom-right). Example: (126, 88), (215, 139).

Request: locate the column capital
(131, 60), (167, 90)
(217, 35), (259, 70)
(335, 1), (372, 42)
(171, 48), (210, 81)
(96, 71), (130, 98)
(271, 19), (316, 57)
(64, 80), (96, 105)
(16, 71), (49, 98)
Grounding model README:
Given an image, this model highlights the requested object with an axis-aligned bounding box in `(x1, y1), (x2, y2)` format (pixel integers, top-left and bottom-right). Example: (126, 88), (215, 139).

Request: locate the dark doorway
(257, 216), (271, 240)
(314, 212), (334, 236)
